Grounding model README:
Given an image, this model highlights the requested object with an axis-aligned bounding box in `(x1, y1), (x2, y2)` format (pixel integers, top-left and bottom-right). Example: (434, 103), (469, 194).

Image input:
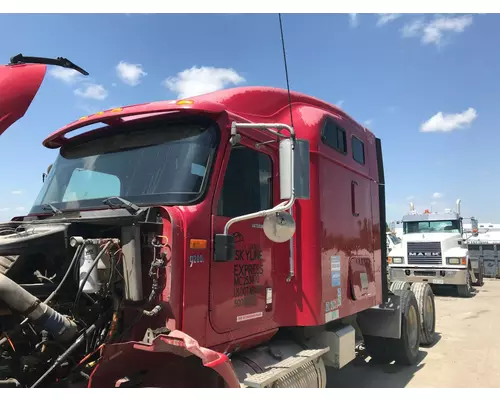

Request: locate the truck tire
(457, 269), (473, 298)
(472, 264), (484, 287)
(364, 289), (421, 366)
(410, 283), (436, 346)
(390, 280), (411, 292)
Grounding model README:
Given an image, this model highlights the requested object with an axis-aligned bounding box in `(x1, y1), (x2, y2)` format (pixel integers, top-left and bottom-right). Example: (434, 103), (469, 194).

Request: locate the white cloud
(377, 14), (401, 26)
(336, 100), (345, 107)
(164, 66), (245, 99)
(15, 206), (25, 211)
(406, 195), (415, 201)
(116, 61), (147, 86)
(0, 208), (9, 212)
(402, 15), (473, 46)
(74, 84), (108, 101)
(349, 13), (358, 28)
(364, 119), (373, 126)
(49, 67), (83, 85)
(11, 190), (23, 195)
(432, 192), (444, 199)
(420, 107), (477, 133)
(402, 19), (425, 38)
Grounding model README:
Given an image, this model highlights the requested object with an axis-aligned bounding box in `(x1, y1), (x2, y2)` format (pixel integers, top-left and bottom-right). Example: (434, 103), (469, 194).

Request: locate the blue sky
(0, 13), (498, 223)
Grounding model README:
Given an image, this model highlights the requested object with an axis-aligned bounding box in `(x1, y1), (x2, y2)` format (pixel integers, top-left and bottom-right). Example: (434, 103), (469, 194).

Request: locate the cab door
(209, 139), (277, 333)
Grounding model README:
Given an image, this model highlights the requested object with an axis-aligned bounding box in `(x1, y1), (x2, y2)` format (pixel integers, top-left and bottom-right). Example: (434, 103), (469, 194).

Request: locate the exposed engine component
(0, 273), (77, 341)
(0, 217), (167, 388)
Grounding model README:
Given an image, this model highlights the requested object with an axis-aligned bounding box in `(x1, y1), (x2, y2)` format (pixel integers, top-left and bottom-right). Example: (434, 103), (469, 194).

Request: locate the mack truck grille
(407, 242), (442, 265)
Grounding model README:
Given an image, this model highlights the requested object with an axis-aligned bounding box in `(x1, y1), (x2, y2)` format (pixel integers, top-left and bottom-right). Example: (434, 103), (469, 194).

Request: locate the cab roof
(43, 86), (375, 149)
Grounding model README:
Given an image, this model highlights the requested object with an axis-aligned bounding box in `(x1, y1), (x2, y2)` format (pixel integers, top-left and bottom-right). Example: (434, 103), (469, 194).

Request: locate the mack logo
(409, 252), (441, 257)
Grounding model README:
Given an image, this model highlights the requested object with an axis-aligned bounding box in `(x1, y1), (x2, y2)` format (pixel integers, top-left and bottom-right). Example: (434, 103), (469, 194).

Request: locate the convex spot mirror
(263, 211), (296, 243)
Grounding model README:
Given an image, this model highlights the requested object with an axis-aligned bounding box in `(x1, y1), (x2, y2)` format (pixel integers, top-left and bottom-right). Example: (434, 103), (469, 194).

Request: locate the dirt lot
(327, 279), (500, 388)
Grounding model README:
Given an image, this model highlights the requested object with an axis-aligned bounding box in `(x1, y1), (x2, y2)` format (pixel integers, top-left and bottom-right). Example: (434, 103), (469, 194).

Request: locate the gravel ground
(326, 279), (500, 388)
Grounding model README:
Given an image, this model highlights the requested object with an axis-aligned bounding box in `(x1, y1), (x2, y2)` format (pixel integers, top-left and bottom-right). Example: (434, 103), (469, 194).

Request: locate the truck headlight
(446, 257), (466, 265)
(388, 256), (404, 264)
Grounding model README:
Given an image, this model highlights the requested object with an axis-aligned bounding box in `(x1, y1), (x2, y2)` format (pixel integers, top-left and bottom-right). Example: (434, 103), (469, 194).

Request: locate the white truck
(388, 199), (482, 297)
(386, 231), (402, 253)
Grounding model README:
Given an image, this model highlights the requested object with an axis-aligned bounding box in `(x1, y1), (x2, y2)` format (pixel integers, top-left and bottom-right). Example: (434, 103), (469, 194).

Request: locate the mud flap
(88, 330), (240, 388)
(356, 294), (402, 339)
(470, 267), (478, 284)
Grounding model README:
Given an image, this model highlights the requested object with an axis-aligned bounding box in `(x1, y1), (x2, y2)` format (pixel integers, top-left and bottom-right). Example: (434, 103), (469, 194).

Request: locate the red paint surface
(2, 76), (385, 383)
(55, 87), (382, 351)
(0, 63), (46, 136)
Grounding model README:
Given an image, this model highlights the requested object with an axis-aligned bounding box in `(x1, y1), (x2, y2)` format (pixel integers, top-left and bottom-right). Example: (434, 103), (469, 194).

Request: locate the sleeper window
(322, 118), (347, 154)
(352, 136), (365, 165)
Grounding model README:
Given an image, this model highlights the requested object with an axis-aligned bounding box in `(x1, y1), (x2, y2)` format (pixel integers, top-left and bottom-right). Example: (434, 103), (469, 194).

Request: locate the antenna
(278, 14), (294, 128)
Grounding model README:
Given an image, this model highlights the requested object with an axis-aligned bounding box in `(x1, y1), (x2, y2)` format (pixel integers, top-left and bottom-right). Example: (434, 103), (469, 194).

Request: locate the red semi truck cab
(1, 57), (428, 389)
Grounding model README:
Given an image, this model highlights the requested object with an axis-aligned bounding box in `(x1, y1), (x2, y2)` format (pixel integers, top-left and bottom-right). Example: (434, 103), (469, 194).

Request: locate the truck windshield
(30, 118), (218, 213)
(388, 233), (401, 245)
(404, 220), (461, 234)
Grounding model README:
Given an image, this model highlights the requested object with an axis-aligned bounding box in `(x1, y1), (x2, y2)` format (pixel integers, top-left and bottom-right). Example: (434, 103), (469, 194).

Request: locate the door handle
(351, 181), (359, 217)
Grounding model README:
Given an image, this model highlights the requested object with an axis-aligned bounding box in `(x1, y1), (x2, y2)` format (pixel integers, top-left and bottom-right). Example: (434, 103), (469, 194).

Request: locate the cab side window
(217, 146), (272, 218)
(352, 136), (365, 165)
(322, 118), (347, 154)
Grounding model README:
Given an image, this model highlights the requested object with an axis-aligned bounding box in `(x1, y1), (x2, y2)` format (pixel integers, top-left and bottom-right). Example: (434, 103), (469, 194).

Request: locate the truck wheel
(410, 283), (436, 346)
(364, 289), (421, 366)
(390, 280), (411, 292)
(472, 265), (484, 287)
(457, 269), (473, 298)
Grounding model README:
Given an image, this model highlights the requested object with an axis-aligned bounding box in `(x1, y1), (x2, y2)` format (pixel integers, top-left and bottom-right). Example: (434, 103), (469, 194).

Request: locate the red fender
(88, 330), (240, 388)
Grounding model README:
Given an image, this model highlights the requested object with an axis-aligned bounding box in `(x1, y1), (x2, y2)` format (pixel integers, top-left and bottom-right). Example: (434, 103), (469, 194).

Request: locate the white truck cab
(386, 231), (402, 253)
(388, 199), (481, 297)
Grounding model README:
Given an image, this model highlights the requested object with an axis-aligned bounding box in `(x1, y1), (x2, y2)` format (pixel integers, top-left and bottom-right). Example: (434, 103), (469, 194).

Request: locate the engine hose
(31, 323), (96, 388)
(0, 245), (84, 347)
(46, 244), (84, 304)
(0, 273), (78, 342)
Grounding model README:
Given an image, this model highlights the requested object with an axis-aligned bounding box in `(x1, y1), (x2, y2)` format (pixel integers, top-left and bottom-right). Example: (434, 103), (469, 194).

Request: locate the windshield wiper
(41, 203), (63, 215)
(102, 197), (141, 215)
(9, 54), (89, 76)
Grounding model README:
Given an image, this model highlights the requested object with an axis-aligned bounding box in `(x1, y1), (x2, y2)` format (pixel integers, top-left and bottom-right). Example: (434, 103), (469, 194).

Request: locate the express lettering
(232, 243), (265, 308)
(233, 264), (264, 286)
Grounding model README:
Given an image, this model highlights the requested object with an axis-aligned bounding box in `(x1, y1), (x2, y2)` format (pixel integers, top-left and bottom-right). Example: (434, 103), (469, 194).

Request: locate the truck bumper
(88, 329), (241, 388)
(390, 266), (468, 286)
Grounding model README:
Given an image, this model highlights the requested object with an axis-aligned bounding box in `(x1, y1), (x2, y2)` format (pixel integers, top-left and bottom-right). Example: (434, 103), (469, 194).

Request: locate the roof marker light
(176, 100), (194, 105)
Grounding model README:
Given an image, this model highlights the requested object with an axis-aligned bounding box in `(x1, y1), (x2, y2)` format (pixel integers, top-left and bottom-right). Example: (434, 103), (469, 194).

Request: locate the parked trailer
(467, 237), (500, 279)
(0, 55), (436, 388)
